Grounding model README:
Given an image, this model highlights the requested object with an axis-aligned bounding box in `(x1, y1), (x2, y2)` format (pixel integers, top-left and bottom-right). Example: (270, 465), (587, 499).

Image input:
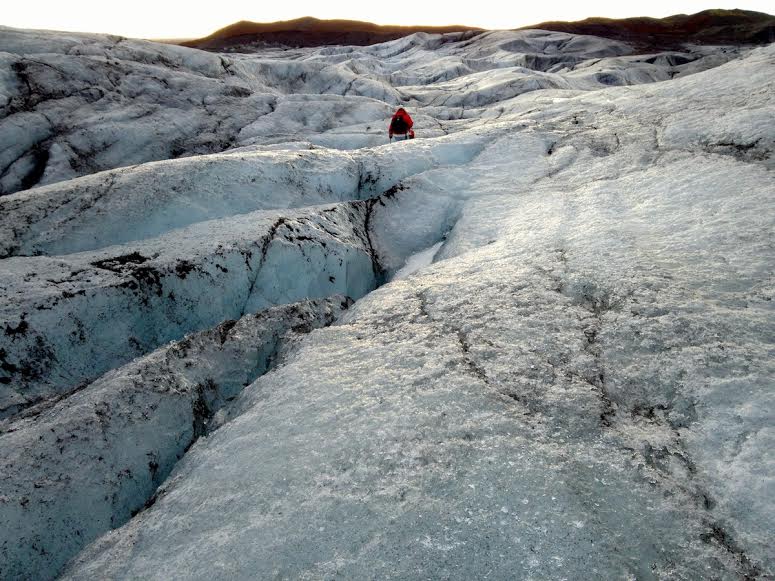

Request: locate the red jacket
(389, 108), (414, 138)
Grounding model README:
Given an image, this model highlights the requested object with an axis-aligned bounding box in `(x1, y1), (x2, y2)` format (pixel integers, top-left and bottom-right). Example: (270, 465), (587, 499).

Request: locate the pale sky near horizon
(3, 0), (773, 39)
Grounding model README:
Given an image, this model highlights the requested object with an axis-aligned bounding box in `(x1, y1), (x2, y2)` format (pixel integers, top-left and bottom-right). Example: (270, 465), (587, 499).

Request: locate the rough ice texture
(0, 203), (377, 416)
(0, 295), (350, 580)
(0, 134), (485, 257)
(0, 26), (746, 195)
(392, 241), (444, 280)
(0, 24), (773, 581)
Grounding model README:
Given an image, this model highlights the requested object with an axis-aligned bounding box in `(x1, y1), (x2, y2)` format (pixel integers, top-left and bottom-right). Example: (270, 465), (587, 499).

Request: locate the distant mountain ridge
(180, 10), (775, 52)
(524, 9), (775, 50)
(180, 16), (480, 50)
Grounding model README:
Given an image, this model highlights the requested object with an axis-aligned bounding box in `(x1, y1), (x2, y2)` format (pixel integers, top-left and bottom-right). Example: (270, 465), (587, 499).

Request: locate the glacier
(0, 23), (773, 581)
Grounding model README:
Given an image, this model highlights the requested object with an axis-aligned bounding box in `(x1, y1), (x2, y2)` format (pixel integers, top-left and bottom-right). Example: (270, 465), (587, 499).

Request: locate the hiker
(389, 107), (415, 141)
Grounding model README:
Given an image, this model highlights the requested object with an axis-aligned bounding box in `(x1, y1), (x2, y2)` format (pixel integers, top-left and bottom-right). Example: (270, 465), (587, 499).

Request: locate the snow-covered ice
(0, 203), (378, 416)
(0, 24), (773, 581)
(0, 296), (349, 580)
(0, 26), (747, 195)
(392, 241), (444, 280)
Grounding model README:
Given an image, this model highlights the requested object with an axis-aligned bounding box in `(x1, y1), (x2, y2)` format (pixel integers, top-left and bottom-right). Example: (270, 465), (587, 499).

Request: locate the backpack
(391, 114), (409, 134)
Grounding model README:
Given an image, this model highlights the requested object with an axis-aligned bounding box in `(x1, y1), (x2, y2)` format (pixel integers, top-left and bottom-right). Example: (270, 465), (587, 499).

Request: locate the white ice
(0, 24), (772, 581)
(0, 26), (746, 195)
(392, 241), (444, 280)
(0, 296), (349, 580)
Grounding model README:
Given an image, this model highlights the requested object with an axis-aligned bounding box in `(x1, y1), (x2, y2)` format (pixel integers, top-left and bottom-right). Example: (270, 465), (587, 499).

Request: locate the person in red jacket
(389, 107), (415, 141)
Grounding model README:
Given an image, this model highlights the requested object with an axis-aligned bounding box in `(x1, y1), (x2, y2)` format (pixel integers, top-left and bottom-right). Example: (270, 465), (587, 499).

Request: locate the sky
(3, 0), (773, 39)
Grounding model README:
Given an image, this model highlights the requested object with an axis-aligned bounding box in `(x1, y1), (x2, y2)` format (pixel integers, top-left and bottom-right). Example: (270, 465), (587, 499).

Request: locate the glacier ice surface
(0, 25), (773, 581)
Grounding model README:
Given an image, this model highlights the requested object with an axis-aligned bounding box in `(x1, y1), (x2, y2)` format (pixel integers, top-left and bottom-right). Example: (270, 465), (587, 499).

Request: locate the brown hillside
(523, 9), (775, 50)
(181, 16), (481, 50)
